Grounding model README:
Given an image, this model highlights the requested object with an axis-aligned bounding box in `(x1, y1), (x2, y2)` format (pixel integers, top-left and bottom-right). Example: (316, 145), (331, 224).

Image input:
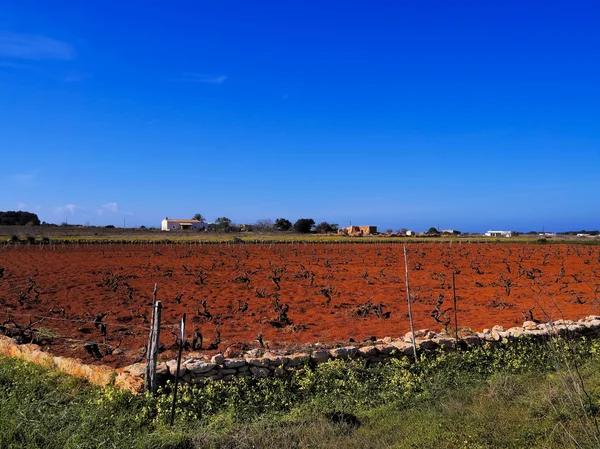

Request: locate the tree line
(192, 214), (339, 234)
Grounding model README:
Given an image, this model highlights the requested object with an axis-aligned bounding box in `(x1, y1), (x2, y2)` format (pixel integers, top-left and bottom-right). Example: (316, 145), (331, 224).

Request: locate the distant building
(405, 230), (416, 236)
(161, 217), (207, 231)
(442, 229), (461, 235)
(339, 225), (378, 236)
(485, 230), (513, 238)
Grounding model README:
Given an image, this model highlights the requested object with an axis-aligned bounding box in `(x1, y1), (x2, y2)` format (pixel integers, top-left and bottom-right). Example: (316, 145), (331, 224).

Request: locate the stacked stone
(3, 316), (600, 391)
(161, 315), (600, 384)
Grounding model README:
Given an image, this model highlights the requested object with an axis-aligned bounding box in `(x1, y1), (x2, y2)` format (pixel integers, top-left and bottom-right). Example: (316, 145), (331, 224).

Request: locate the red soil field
(1, 243), (599, 367)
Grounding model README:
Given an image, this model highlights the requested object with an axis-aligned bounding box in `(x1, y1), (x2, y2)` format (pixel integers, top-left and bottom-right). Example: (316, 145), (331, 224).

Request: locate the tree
(192, 213), (206, 223)
(293, 218), (315, 233)
(254, 218), (274, 231)
(274, 218), (292, 231)
(0, 211), (40, 226)
(315, 222), (333, 233)
(330, 224), (339, 232)
(215, 217), (232, 232)
(427, 227), (440, 235)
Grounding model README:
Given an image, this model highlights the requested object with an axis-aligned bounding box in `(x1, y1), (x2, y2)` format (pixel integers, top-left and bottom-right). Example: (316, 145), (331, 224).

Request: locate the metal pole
(170, 313), (186, 426)
(403, 245), (418, 362)
(453, 272), (459, 345)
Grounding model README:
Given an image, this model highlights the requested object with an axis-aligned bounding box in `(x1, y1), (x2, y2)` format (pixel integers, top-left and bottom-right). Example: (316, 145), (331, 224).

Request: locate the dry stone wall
(157, 315), (600, 386)
(2, 316), (600, 392)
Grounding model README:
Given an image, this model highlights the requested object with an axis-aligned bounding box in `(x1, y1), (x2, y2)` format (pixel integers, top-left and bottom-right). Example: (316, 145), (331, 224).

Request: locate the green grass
(2, 337), (600, 448)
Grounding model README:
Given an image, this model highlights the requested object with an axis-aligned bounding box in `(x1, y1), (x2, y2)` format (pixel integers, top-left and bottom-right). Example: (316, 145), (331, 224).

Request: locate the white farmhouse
(161, 217), (207, 231)
(485, 230), (513, 238)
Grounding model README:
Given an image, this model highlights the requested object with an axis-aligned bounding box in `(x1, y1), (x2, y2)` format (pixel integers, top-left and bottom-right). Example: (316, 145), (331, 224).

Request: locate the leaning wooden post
(403, 245), (418, 363)
(144, 284), (158, 392)
(145, 300), (162, 393)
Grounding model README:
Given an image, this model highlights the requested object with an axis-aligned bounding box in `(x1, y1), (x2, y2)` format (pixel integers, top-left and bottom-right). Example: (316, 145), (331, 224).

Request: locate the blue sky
(1, 1), (599, 232)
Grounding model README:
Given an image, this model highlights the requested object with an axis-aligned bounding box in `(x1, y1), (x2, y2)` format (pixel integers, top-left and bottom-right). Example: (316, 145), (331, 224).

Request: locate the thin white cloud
(98, 202), (119, 215)
(172, 73), (227, 84)
(55, 204), (80, 215)
(97, 202), (133, 217)
(0, 31), (75, 61)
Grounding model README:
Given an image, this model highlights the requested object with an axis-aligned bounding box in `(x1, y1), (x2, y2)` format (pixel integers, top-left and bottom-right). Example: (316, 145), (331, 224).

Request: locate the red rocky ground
(0, 242), (598, 367)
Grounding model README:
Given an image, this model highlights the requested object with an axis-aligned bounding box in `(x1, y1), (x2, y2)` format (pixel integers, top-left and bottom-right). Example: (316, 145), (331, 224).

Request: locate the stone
(522, 321), (538, 330)
(263, 352), (289, 366)
(461, 335), (481, 346)
(208, 372), (223, 381)
(245, 348), (262, 357)
(286, 353), (308, 367)
(375, 344), (396, 355)
(166, 360), (187, 377)
(220, 368), (237, 375)
(184, 360), (217, 374)
(506, 327), (524, 337)
(492, 325), (504, 332)
(121, 362), (145, 377)
(432, 337), (455, 350)
(250, 366), (270, 378)
(222, 374), (235, 381)
(358, 346), (378, 358)
(417, 339), (439, 350)
(237, 365), (249, 372)
(156, 363), (169, 376)
(199, 368), (219, 377)
(404, 329), (434, 341)
(584, 319), (600, 328)
(310, 350), (330, 364)
(391, 341), (414, 355)
(223, 359), (247, 369)
(211, 354), (225, 364)
(329, 346), (358, 359)
(246, 357), (269, 368)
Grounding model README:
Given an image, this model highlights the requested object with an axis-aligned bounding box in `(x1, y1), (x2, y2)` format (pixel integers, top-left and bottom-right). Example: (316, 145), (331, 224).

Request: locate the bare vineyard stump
(145, 300), (162, 393)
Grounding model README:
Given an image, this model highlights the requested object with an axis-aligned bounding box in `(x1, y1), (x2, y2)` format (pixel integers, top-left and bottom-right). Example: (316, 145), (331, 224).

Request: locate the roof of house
(164, 218), (202, 223)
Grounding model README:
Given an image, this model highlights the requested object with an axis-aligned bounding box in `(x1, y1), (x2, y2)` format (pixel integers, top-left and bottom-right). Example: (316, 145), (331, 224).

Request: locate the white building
(485, 230), (513, 238)
(161, 217), (207, 231)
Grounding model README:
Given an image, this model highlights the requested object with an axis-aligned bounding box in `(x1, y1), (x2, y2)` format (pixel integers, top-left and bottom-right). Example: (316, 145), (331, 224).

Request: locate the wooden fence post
(403, 245), (418, 363)
(145, 300), (162, 393)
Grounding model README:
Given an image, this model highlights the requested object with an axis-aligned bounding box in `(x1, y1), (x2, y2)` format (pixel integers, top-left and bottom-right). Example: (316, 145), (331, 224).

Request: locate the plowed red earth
(1, 243), (599, 367)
